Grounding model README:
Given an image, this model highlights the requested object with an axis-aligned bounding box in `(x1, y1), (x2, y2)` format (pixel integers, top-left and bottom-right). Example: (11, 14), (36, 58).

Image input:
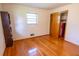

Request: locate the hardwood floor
(4, 35), (79, 56)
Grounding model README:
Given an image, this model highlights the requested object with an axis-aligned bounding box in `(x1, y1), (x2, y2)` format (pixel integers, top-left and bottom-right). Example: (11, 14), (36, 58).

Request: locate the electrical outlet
(30, 33), (35, 36)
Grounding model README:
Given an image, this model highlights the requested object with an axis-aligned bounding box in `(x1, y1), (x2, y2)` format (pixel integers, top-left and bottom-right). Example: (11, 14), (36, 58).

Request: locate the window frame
(26, 13), (38, 24)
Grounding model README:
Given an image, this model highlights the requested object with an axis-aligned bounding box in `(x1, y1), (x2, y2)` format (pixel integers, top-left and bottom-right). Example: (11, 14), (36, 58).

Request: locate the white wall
(0, 4), (5, 55)
(1, 3), (79, 46)
(50, 4), (79, 45)
(0, 3), (79, 55)
(2, 4), (50, 40)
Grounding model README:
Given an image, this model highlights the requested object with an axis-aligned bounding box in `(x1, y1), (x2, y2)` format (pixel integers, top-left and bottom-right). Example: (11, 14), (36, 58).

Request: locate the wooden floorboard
(4, 35), (79, 56)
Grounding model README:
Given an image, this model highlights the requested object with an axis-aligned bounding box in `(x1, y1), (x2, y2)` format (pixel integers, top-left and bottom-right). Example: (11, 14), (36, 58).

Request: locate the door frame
(58, 10), (68, 39)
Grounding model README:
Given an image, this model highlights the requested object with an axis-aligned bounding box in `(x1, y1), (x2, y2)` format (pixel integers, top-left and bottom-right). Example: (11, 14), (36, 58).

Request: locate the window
(26, 13), (37, 24)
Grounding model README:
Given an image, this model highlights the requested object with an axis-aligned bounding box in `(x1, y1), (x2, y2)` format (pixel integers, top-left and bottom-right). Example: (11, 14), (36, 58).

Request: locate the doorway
(50, 11), (68, 39)
(59, 11), (68, 38)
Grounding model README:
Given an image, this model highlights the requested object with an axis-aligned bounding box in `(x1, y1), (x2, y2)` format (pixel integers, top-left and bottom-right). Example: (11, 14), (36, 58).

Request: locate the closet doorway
(59, 11), (68, 38)
(50, 11), (68, 39)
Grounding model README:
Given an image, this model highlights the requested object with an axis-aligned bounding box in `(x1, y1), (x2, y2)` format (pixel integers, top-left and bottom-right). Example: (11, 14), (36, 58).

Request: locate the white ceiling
(21, 3), (69, 10)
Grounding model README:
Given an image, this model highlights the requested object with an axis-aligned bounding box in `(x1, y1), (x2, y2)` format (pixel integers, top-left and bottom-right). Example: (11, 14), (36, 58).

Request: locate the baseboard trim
(14, 34), (79, 47)
(14, 34), (49, 42)
(65, 40), (79, 46)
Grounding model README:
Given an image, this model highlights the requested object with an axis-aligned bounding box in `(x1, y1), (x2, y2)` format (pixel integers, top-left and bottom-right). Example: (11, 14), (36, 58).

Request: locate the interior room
(0, 3), (79, 56)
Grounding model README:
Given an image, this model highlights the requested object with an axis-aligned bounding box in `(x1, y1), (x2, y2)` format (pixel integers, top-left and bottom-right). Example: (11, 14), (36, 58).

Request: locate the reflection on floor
(4, 35), (79, 56)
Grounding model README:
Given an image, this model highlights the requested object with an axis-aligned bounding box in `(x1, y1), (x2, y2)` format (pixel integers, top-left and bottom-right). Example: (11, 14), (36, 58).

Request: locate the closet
(50, 11), (68, 39)
(0, 11), (13, 47)
(59, 11), (68, 38)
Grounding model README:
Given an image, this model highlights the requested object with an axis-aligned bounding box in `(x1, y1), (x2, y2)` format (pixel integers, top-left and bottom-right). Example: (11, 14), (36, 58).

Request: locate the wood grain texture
(4, 35), (79, 56)
(50, 12), (60, 38)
